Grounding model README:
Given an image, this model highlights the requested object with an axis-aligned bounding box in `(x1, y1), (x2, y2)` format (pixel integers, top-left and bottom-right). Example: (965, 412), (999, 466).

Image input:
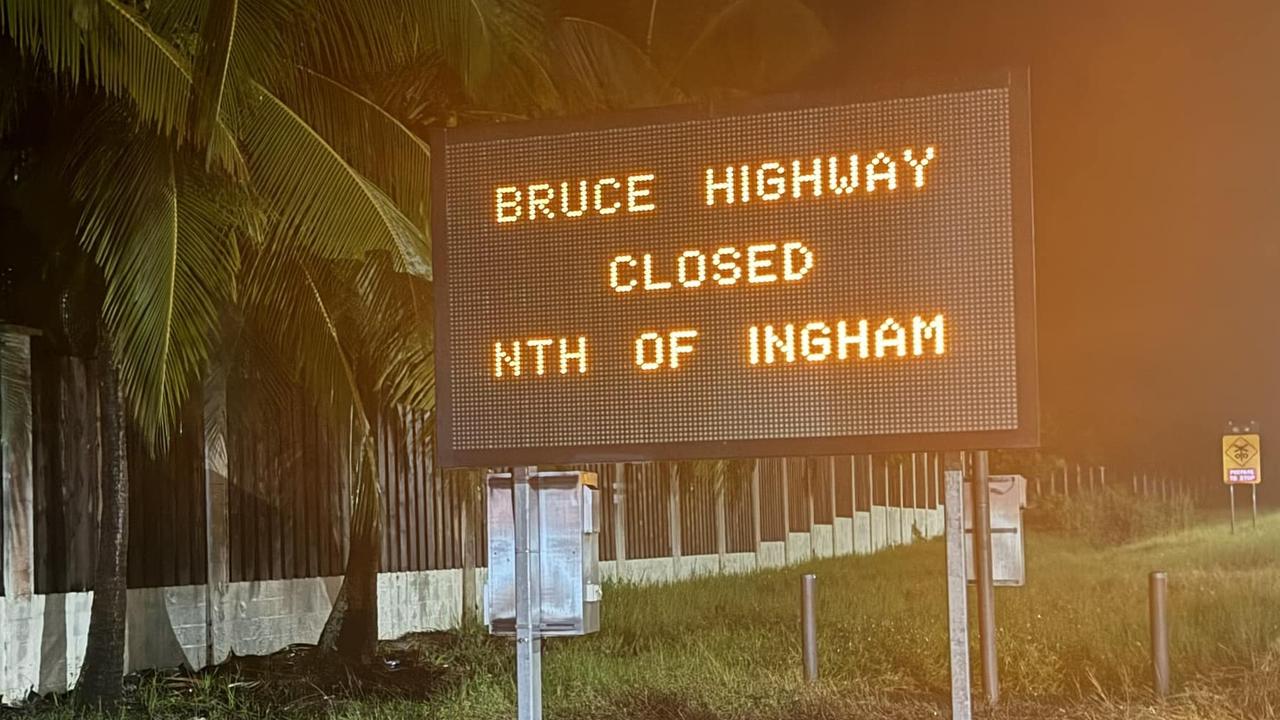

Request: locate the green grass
(9, 514), (1279, 719)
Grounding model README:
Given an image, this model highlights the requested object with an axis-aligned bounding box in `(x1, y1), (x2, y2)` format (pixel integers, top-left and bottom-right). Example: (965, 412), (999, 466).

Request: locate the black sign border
(431, 69), (1039, 468)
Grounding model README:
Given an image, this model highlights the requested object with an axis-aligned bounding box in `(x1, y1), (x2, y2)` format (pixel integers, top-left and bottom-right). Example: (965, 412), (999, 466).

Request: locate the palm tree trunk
(77, 322), (129, 707)
(317, 500), (380, 661)
(317, 451), (380, 662)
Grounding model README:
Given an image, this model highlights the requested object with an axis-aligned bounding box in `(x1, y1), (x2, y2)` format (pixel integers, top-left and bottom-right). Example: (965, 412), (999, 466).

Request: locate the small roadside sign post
(1222, 423), (1262, 533)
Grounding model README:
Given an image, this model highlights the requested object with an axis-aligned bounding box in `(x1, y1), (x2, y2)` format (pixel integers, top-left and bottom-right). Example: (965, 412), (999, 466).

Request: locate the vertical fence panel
(626, 462), (671, 559)
(727, 467), (755, 552)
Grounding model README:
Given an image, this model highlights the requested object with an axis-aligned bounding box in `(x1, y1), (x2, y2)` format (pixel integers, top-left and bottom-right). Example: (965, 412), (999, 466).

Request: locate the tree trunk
(317, 506), (380, 661)
(317, 443), (381, 661)
(77, 324), (129, 707)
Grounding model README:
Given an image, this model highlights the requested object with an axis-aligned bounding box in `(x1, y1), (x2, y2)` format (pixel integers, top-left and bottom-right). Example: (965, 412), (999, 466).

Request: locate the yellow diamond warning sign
(1222, 433), (1262, 485)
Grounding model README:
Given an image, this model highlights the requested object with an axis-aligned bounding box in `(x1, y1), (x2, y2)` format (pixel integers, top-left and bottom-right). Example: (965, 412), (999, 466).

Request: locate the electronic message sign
(432, 72), (1038, 468)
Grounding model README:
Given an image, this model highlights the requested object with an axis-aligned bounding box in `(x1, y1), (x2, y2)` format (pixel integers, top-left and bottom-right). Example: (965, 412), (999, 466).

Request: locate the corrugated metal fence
(24, 339), (948, 594)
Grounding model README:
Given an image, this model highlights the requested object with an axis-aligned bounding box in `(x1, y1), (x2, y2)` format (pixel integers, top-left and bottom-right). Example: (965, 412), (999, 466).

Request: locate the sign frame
(431, 69), (1039, 468)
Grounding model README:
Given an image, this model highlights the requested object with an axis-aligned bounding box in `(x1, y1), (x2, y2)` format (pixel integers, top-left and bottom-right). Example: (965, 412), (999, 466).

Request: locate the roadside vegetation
(7, 513), (1277, 720)
(1026, 487), (1197, 545)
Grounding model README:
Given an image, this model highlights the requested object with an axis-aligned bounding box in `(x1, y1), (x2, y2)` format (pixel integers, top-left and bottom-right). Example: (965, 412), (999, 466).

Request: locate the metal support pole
(513, 466), (542, 720)
(972, 451), (999, 706)
(1230, 485), (1236, 535)
(1251, 485), (1258, 530)
(1149, 571), (1170, 699)
(943, 452), (972, 720)
(801, 574), (818, 683)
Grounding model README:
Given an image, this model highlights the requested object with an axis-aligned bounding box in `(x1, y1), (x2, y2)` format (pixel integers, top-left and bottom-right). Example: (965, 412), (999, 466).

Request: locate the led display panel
(432, 72), (1038, 468)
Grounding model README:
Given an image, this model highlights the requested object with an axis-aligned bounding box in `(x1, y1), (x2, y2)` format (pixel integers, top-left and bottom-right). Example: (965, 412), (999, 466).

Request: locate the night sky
(568, 0), (1280, 494)
(811, 0), (1280, 489)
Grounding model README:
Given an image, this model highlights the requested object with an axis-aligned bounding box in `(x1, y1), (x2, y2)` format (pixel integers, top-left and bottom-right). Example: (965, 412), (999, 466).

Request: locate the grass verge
(5, 514), (1278, 719)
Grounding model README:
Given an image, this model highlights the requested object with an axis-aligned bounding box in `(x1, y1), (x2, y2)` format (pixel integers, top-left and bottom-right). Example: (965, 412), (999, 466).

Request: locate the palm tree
(1, 0), (832, 705)
(0, 0), (553, 704)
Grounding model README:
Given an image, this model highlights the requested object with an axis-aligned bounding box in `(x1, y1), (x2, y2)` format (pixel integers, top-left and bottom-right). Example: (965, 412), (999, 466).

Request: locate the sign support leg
(943, 452), (972, 720)
(1229, 485), (1236, 535)
(972, 450), (999, 706)
(513, 465), (542, 720)
(1251, 485), (1257, 530)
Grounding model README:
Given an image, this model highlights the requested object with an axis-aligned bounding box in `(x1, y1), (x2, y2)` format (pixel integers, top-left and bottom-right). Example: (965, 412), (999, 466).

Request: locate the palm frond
(238, 246), (359, 424)
(550, 17), (680, 113)
(350, 252), (433, 412)
(287, 67), (431, 235)
(360, 52), (463, 133)
(186, 0), (237, 162)
(0, 0), (247, 178)
(70, 111), (242, 447)
(238, 246), (381, 532)
(302, 0), (555, 111)
(240, 85), (429, 277)
(674, 0), (831, 95)
(3, 0), (189, 133)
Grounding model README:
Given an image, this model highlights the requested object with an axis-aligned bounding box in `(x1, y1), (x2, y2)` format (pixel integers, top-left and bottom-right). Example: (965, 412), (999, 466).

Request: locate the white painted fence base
(1, 506), (942, 702)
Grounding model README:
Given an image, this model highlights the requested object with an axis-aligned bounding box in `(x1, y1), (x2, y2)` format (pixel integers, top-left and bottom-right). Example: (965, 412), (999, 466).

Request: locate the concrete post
(943, 452), (973, 720)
